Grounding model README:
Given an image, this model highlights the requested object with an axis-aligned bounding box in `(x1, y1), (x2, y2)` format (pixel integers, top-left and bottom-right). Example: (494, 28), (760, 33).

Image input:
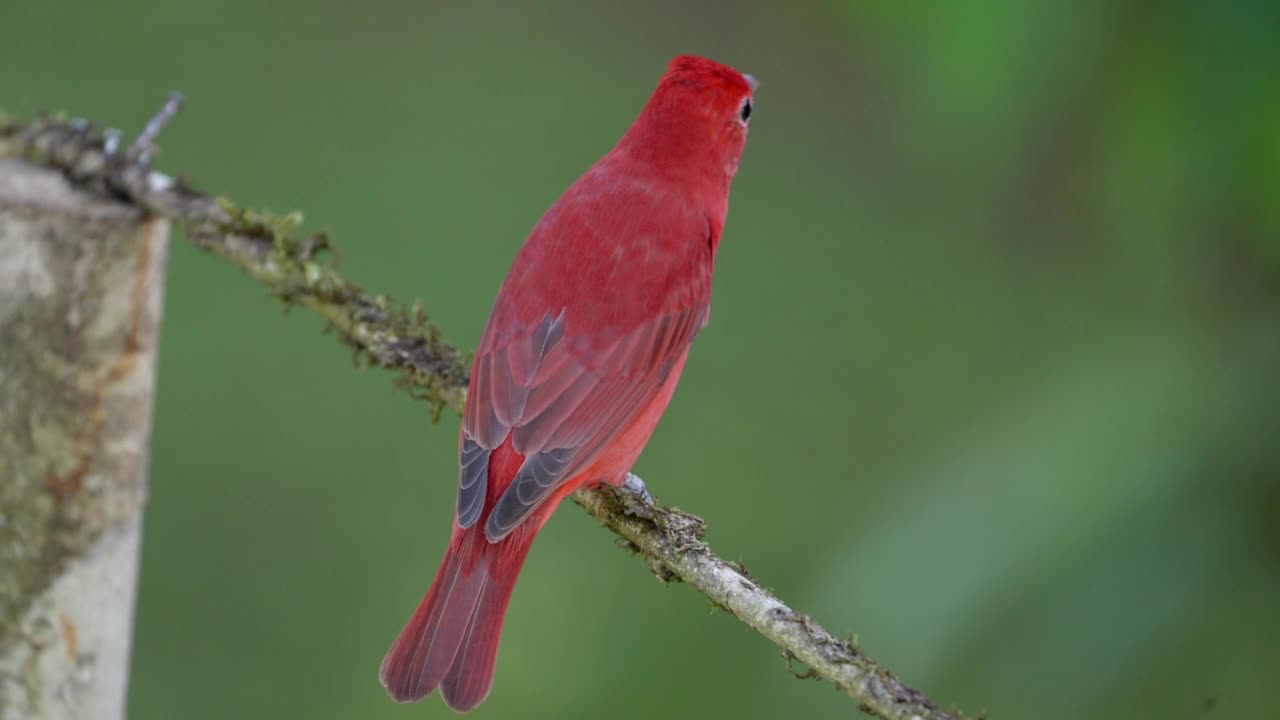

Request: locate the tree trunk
(0, 158), (169, 720)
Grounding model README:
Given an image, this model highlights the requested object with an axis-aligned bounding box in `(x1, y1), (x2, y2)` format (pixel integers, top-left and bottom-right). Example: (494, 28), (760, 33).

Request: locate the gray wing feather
(456, 436), (490, 528)
(461, 307), (705, 541)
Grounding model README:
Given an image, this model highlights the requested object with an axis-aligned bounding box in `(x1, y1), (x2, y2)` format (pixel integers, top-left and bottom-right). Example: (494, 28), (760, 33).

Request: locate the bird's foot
(620, 472), (653, 504)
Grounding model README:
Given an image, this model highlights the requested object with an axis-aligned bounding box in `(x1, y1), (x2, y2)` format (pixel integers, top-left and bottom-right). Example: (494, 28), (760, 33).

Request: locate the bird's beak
(744, 73), (758, 93)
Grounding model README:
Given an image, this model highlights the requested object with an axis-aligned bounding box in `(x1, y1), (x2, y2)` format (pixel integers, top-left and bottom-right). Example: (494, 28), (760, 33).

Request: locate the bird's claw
(621, 473), (653, 504)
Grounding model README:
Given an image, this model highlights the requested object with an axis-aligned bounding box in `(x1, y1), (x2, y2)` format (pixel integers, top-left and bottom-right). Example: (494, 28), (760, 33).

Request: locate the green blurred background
(4, 1), (1279, 718)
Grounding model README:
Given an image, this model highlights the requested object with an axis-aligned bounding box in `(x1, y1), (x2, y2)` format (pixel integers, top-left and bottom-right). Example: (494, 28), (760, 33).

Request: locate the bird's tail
(380, 525), (534, 712)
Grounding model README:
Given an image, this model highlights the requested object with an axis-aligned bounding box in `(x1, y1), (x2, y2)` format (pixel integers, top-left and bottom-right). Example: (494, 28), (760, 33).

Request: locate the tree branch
(1, 109), (967, 720)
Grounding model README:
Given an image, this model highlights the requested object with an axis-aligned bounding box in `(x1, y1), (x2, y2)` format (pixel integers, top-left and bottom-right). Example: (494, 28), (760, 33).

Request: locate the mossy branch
(0, 111), (469, 418)
(0, 107), (968, 720)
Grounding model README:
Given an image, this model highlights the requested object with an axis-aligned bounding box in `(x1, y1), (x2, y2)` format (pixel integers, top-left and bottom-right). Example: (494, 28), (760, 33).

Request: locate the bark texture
(0, 159), (169, 720)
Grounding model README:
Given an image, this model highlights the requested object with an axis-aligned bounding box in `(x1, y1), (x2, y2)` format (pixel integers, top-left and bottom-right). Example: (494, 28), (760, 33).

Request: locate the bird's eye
(739, 98), (752, 123)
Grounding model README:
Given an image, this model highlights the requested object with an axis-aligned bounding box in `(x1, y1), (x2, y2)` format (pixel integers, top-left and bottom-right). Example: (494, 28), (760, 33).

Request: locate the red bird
(380, 55), (756, 711)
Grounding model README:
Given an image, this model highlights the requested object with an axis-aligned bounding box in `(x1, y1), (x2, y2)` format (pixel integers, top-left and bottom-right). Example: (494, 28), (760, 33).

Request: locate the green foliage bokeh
(3, 1), (1278, 718)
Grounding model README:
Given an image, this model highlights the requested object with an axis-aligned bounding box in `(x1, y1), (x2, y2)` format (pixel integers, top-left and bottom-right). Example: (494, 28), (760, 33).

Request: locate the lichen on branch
(1, 113), (469, 418)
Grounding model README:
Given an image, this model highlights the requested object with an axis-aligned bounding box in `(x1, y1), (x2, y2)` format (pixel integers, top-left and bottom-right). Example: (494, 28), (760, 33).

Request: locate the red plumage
(380, 54), (755, 711)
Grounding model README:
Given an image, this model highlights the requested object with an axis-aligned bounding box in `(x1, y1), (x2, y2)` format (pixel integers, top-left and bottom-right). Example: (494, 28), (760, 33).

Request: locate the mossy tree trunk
(0, 159), (169, 719)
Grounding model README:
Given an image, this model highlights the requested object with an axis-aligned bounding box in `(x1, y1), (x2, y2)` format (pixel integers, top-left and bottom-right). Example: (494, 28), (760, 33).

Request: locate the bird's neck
(615, 115), (736, 203)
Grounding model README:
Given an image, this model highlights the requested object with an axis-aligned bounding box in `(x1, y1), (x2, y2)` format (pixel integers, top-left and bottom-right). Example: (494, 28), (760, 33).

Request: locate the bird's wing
(457, 304), (707, 541)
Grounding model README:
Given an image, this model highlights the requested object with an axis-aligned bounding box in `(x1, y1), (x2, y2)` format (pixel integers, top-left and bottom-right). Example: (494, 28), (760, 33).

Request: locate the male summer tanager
(380, 54), (756, 711)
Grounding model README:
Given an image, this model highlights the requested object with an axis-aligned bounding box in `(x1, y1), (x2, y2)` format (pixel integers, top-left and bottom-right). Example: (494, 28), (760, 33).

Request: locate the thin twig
(0, 103), (967, 720)
(128, 91), (183, 162)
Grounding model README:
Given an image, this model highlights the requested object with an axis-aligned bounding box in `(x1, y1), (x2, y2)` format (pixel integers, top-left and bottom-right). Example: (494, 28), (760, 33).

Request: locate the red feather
(380, 54), (754, 710)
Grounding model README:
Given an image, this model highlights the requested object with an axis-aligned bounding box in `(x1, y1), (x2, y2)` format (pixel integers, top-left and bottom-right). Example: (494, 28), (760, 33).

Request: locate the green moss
(204, 195), (469, 417)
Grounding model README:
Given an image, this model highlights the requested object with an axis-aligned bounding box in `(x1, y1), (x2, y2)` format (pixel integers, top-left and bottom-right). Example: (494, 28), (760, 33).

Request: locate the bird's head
(622, 55), (756, 185)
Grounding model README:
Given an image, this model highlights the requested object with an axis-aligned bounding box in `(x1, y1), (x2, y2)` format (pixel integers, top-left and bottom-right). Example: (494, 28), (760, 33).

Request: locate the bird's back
(478, 154), (718, 364)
